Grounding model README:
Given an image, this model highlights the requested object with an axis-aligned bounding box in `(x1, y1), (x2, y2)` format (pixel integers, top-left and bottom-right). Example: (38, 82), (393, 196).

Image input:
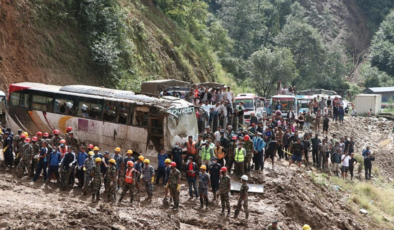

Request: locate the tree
(247, 47), (297, 96)
(370, 11), (394, 76)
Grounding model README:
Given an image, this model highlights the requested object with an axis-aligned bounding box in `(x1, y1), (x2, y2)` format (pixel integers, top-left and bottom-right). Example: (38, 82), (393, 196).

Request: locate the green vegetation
(355, 0), (394, 31)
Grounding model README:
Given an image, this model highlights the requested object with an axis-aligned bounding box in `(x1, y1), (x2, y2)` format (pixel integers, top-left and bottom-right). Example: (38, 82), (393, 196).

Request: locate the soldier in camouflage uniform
(106, 159), (117, 204)
(43, 132), (53, 154)
(243, 135), (254, 173)
(168, 162), (181, 210)
(16, 138), (33, 177)
(119, 161), (140, 204)
(13, 129), (22, 153)
(218, 166), (231, 216)
(68, 132), (80, 154)
(199, 165), (210, 210)
(51, 129), (63, 149)
(91, 158), (102, 202)
(65, 127), (72, 144)
(111, 147), (123, 190)
(142, 159), (155, 201)
(30, 136), (41, 177)
(234, 175), (249, 220)
(14, 133), (26, 167)
(82, 151), (95, 195)
(36, 131), (43, 147)
(227, 135), (237, 174)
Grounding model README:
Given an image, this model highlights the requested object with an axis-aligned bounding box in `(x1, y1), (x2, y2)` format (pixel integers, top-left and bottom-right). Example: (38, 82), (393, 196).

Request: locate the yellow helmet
(143, 159), (150, 164)
(165, 159), (171, 163)
(127, 149), (133, 154)
(88, 151), (94, 156)
(109, 159), (116, 164)
(138, 156), (145, 161)
(93, 146), (99, 151)
(115, 147), (121, 152)
(303, 225), (311, 230)
(23, 132), (28, 137)
(200, 165), (207, 170)
(95, 158), (102, 162)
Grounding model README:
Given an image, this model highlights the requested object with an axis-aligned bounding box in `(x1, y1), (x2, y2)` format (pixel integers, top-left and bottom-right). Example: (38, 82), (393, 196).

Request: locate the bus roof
(9, 82), (192, 109)
(295, 95), (314, 99)
(0, 90), (5, 97)
(272, 95), (296, 99)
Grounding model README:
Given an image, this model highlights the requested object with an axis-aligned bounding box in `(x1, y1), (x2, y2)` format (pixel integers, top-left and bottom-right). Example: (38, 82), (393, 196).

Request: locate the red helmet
(170, 162), (177, 167)
(231, 136), (237, 140)
(32, 136), (38, 142)
(20, 134), (26, 139)
(220, 166), (227, 172)
(36, 131), (42, 136)
(24, 138), (31, 143)
(53, 129), (60, 135)
(43, 132), (49, 137)
(66, 127), (72, 132)
(252, 123), (256, 127)
(88, 144), (94, 149)
(60, 139), (66, 144)
(244, 135), (250, 141)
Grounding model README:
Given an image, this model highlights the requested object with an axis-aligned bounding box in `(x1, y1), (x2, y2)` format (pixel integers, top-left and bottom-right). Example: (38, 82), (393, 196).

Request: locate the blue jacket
(331, 153), (341, 164)
(49, 151), (61, 166)
(158, 153), (169, 168)
(78, 152), (88, 166)
(253, 137), (266, 152)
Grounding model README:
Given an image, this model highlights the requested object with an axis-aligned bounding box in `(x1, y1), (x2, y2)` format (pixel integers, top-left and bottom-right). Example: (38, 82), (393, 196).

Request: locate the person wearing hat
(91, 157), (102, 202)
(14, 132), (26, 167)
(303, 224), (312, 230)
(243, 135), (254, 173)
(208, 156), (222, 200)
(13, 129), (22, 164)
(234, 142), (246, 177)
(199, 165), (210, 209)
(106, 158), (117, 204)
(217, 166), (231, 215)
(76, 146), (88, 188)
(119, 160), (140, 204)
(47, 141), (62, 184)
(2, 132), (13, 168)
(185, 156), (199, 199)
(111, 147), (123, 190)
(16, 137), (33, 178)
(68, 131), (80, 154)
(82, 151), (95, 195)
(234, 175), (249, 219)
(253, 132), (265, 171)
(167, 161), (181, 210)
(142, 159), (155, 201)
(102, 151), (110, 191)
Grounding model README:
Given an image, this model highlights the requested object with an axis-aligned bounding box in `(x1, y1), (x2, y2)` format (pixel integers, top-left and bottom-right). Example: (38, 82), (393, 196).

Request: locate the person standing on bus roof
(111, 147), (123, 190)
(156, 149), (169, 186)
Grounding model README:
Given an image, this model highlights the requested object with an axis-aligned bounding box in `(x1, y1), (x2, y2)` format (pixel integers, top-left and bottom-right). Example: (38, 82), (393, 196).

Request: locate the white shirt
(219, 105), (227, 117)
(226, 92), (233, 102)
(351, 109), (357, 116)
(201, 104), (212, 117)
(214, 131), (221, 143)
(341, 155), (351, 167)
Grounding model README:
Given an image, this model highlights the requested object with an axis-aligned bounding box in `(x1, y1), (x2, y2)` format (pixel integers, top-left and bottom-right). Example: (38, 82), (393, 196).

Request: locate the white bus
(7, 83), (198, 166)
(234, 93), (261, 123)
(270, 95), (298, 118)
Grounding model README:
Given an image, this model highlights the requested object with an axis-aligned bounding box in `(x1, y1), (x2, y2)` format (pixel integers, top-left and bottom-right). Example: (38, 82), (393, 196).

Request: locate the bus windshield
(235, 99), (254, 109)
(299, 100), (311, 109)
(272, 98), (295, 111)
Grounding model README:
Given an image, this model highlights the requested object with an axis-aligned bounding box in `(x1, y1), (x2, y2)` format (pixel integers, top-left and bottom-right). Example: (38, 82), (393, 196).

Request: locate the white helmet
(81, 104), (88, 111)
(241, 175), (248, 181)
(66, 102), (73, 109)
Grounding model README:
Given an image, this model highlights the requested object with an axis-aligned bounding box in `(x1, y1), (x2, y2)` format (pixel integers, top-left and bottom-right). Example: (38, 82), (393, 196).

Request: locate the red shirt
(188, 163), (195, 177)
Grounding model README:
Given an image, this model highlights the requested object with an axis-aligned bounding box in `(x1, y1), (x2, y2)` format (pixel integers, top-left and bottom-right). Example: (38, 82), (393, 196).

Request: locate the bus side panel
(7, 107), (37, 134)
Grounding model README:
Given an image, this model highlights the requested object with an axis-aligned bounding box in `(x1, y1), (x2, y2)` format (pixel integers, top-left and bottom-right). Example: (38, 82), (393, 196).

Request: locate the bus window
(20, 93), (31, 109)
(10, 92), (20, 106)
(117, 102), (133, 125)
(133, 106), (149, 127)
(103, 100), (118, 122)
(55, 99), (75, 115)
(78, 101), (103, 120)
(32, 95), (52, 111)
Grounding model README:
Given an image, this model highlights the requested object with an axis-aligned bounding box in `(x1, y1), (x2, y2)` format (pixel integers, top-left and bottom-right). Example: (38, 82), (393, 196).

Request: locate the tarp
(230, 182), (264, 194)
(140, 79), (191, 94)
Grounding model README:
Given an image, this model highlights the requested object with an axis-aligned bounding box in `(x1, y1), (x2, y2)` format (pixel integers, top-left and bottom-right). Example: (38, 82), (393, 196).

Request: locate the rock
(111, 224), (126, 230)
(0, 221), (9, 228)
(360, 209), (368, 215)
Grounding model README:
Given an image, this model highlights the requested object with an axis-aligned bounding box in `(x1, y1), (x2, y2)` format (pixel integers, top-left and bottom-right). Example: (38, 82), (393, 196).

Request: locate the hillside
(0, 0), (217, 93)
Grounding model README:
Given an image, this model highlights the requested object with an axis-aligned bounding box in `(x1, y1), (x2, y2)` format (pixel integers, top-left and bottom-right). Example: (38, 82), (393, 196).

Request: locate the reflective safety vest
(59, 146), (68, 158)
(214, 146), (224, 160)
(125, 169), (134, 184)
(187, 142), (197, 155)
(235, 148), (245, 162)
(201, 146), (213, 161)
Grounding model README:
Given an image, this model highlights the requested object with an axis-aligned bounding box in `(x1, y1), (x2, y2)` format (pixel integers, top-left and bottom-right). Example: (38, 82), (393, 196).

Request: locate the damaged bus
(7, 83), (198, 167)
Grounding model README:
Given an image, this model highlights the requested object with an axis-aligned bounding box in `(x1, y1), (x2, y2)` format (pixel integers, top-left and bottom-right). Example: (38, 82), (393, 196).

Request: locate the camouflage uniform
(65, 133), (71, 145)
(30, 142), (40, 177)
(199, 172), (210, 208)
(106, 165), (117, 204)
(168, 168), (181, 208)
(92, 164), (102, 201)
(14, 138), (25, 166)
(51, 136), (63, 148)
(119, 168), (140, 203)
(17, 143), (33, 177)
(112, 153), (123, 188)
(82, 158), (95, 195)
(244, 140), (254, 173)
(218, 175), (231, 212)
(226, 141), (236, 171)
(69, 137), (80, 154)
(234, 182), (249, 219)
(142, 165), (155, 199)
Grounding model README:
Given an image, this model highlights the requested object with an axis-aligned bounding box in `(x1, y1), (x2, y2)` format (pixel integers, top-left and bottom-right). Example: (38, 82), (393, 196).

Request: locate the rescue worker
(214, 140), (227, 167)
(266, 220), (281, 230)
(122, 150), (134, 189)
(92, 158), (102, 202)
(208, 157), (222, 201)
(186, 135), (197, 162)
(111, 147), (123, 190)
(51, 129), (63, 148)
(59, 145), (76, 187)
(303, 224), (312, 230)
(167, 162), (181, 210)
(42, 132), (53, 153)
(156, 149), (168, 186)
(68, 131), (79, 153)
(106, 158), (117, 204)
(142, 159), (155, 201)
(217, 166), (231, 216)
(243, 135), (254, 173)
(14, 133), (26, 167)
(227, 136), (237, 174)
(253, 132), (265, 171)
(30, 136), (40, 177)
(16, 137), (33, 177)
(134, 155), (145, 192)
(87, 144), (94, 153)
(32, 141), (49, 182)
(58, 140), (68, 158)
(124, 150), (134, 164)
(36, 131), (43, 147)
(200, 138), (214, 167)
(119, 161), (140, 204)
(164, 158), (172, 185)
(185, 156), (199, 199)
(102, 151), (110, 192)
(82, 151), (95, 195)
(47, 143), (62, 184)
(234, 142), (246, 177)
(234, 175), (249, 220)
(199, 165), (210, 210)
(65, 126), (72, 144)
(13, 129), (22, 153)
(171, 143), (183, 172)
(2, 132), (13, 167)
(76, 146), (88, 188)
